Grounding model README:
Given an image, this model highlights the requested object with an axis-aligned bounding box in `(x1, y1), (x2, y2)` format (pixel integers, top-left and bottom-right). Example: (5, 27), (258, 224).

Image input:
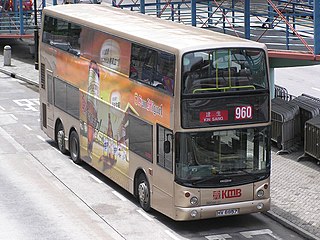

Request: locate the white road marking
(0, 105), (5, 111)
(89, 175), (103, 184)
(23, 124), (32, 131)
(136, 209), (153, 221)
(72, 162), (83, 168)
(13, 99), (39, 112)
(9, 114), (18, 120)
(112, 191), (127, 201)
(165, 230), (181, 240)
(240, 229), (282, 239)
(205, 234), (232, 240)
(311, 87), (320, 92)
(54, 147), (60, 153)
(37, 135), (46, 142)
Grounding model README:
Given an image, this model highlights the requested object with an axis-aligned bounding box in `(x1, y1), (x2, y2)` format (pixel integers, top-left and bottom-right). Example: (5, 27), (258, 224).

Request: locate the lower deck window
(54, 77), (79, 119)
(128, 115), (153, 162)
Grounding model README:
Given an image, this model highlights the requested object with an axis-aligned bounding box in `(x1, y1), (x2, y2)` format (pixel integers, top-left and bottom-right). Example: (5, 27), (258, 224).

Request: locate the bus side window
(130, 43), (175, 95)
(141, 49), (157, 83)
(157, 52), (175, 95)
(128, 114), (153, 162)
(42, 16), (81, 57)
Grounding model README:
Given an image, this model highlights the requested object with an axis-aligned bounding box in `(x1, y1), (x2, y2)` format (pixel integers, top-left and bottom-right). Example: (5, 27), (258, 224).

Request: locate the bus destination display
(200, 105), (253, 123)
(182, 94), (269, 128)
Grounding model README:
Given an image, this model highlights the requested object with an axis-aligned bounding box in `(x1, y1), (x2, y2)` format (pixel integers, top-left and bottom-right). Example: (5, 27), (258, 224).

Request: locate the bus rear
(173, 47), (271, 220)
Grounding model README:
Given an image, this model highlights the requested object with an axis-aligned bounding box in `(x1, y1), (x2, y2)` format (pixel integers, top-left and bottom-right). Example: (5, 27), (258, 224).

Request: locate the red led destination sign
(199, 110), (229, 123)
(200, 105), (253, 123)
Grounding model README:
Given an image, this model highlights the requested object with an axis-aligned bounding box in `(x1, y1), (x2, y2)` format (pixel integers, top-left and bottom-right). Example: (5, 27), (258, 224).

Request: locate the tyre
(70, 131), (81, 164)
(56, 123), (68, 154)
(137, 174), (151, 212)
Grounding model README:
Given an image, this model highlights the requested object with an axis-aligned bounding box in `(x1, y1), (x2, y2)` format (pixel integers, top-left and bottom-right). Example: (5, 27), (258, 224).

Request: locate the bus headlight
(190, 210), (198, 218)
(190, 196), (198, 205)
(257, 189), (264, 198)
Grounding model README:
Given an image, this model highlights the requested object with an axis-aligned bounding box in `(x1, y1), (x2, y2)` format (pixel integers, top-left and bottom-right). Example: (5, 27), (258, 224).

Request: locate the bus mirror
(164, 140), (171, 154)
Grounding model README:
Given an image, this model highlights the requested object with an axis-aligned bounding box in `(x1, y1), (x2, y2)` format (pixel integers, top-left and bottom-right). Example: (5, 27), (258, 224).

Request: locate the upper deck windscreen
(182, 48), (268, 95)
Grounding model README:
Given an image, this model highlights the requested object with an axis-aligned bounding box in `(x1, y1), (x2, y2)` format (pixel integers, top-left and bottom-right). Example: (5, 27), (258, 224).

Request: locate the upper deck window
(130, 44), (175, 95)
(182, 48), (268, 95)
(42, 15), (81, 57)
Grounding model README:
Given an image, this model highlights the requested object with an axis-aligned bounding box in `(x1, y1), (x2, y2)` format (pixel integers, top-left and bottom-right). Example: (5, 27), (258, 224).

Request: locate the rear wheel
(70, 131), (81, 164)
(137, 174), (151, 212)
(56, 123), (67, 154)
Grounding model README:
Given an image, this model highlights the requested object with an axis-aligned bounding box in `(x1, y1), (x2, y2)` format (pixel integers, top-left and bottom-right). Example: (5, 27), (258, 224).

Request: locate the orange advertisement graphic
(81, 28), (131, 76)
(55, 27), (172, 173)
(56, 27), (131, 87)
(98, 68), (171, 127)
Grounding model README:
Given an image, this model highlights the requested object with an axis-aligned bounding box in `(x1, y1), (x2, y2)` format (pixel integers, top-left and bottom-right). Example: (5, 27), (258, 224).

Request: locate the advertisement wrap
(55, 28), (171, 177)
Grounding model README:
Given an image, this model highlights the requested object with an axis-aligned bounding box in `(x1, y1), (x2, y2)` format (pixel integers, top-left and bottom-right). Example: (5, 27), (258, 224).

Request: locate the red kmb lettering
(221, 189), (242, 199)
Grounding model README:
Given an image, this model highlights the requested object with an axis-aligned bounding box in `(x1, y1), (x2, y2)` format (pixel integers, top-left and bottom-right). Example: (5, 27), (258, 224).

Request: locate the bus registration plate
(216, 208), (239, 216)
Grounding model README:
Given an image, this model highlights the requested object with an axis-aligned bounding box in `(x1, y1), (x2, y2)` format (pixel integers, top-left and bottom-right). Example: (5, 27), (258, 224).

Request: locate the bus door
(45, 71), (55, 133)
(152, 125), (175, 217)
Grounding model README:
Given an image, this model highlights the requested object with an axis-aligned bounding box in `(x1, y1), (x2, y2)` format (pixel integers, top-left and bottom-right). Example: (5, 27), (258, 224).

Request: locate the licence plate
(216, 208), (239, 216)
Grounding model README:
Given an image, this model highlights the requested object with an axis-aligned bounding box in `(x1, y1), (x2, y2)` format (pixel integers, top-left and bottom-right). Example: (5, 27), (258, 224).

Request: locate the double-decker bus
(39, 4), (271, 221)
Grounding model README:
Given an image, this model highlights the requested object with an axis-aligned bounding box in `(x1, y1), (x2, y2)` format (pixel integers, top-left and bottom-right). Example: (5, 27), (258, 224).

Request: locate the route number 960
(235, 106), (253, 120)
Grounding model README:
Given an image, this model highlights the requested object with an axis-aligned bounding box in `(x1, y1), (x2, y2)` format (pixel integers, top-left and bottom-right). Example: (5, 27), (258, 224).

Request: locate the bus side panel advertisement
(55, 28), (171, 177)
(79, 27), (131, 76)
(77, 66), (171, 175)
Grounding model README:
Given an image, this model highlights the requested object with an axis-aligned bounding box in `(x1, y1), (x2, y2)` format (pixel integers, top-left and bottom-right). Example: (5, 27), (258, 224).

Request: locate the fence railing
(0, 8), (42, 38)
(113, 0), (317, 55)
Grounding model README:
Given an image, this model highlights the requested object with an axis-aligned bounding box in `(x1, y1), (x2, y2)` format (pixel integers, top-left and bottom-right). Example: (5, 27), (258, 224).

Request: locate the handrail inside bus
(192, 85), (256, 94)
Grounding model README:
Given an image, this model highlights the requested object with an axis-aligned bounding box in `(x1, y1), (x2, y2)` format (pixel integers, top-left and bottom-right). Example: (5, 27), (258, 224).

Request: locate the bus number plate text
(216, 208), (239, 216)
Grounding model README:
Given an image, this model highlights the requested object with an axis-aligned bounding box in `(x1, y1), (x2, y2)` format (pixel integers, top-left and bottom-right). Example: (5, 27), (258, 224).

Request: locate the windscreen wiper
(192, 176), (217, 185)
(191, 168), (253, 185)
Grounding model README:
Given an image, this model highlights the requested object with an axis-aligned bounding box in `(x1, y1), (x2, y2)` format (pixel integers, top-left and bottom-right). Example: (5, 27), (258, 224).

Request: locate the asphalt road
(275, 65), (320, 98)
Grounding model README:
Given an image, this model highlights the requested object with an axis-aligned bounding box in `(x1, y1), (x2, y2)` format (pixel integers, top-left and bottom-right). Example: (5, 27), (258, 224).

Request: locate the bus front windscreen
(175, 127), (270, 187)
(182, 48), (268, 94)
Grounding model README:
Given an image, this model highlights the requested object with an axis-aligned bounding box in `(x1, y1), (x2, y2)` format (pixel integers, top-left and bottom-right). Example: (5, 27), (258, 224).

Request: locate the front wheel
(137, 174), (151, 212)
(56, 123), (67, 154)
(70, 131), (81, 164)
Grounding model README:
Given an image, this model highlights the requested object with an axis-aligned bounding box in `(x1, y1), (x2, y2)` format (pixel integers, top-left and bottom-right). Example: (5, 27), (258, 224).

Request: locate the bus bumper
(174, 198), (270, 221)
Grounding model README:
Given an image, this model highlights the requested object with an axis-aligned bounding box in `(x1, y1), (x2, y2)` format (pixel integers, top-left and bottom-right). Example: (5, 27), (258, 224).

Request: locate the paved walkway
(1, 55), (320, 240)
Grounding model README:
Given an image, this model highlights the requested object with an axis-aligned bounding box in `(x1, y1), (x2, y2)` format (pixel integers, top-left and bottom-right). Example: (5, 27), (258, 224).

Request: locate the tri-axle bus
(39, 4), (271, 221)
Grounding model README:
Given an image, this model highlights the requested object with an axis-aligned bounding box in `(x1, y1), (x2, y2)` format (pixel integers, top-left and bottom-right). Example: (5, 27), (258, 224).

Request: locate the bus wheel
(70, 131), (81, 164)
(56, 123), (67, 154)
(137, 174), (151, 212)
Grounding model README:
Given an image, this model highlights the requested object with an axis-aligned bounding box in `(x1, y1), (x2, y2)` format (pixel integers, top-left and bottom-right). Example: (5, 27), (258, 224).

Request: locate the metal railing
(112, 0), (318, 56)
(0, 5), (42, 38)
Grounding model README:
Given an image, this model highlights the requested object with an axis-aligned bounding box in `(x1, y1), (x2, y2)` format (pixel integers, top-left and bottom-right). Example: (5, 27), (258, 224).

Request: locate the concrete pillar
(3, 45), (11, 66)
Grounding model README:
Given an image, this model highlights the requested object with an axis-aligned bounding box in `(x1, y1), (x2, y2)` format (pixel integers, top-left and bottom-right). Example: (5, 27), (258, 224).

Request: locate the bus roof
(43, 4), (267, 54)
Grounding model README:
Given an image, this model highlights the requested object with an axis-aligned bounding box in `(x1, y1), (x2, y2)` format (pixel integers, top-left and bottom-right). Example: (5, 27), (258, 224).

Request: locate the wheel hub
(138, 182), (149, 203)
(57, 130), (64, 149)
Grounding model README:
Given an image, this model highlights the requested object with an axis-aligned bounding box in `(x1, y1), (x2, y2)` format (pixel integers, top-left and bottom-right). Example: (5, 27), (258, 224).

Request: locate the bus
(39, 4), (271, 221)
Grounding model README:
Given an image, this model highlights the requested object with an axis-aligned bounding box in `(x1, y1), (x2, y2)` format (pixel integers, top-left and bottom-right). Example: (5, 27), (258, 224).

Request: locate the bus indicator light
(234, 106), (253, 120)
(200, 110), (228, 123)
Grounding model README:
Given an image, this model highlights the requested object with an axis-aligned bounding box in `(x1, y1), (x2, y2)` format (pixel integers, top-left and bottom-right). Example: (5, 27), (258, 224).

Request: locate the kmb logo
(213, 189), (242, 200)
